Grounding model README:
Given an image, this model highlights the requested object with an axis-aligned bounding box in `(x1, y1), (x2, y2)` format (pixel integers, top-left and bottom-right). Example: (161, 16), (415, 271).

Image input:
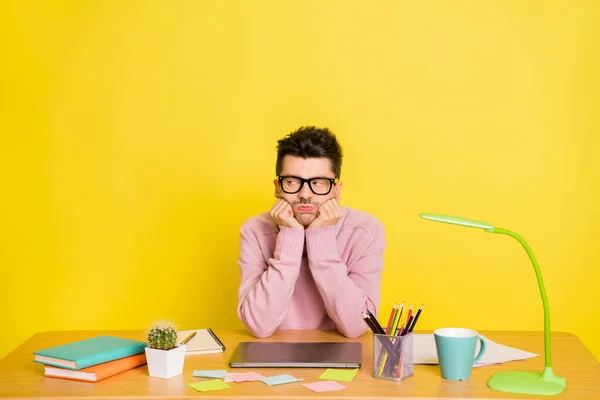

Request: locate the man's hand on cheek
(307, 198), (343, 230)
(270, 198), (304, 230)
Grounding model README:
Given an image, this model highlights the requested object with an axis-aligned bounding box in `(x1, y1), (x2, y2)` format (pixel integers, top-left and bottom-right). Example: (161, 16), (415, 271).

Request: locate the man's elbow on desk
(241, 316), (277, 338)
(336, 322), (369, 339)
(238, 308), (278, 338)
(248, 325), (276, 338)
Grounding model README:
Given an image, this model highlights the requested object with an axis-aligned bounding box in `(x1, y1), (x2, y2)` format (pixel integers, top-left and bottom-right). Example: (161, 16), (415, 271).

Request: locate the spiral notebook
(177, 329), (226, 355)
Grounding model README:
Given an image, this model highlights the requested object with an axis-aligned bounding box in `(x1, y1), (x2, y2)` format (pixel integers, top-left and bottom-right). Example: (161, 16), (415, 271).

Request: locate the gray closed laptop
(229, 341), (362, 368)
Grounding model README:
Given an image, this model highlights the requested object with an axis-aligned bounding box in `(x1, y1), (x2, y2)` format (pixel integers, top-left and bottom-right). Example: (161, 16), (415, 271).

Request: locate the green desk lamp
(419, 213), (566, 396)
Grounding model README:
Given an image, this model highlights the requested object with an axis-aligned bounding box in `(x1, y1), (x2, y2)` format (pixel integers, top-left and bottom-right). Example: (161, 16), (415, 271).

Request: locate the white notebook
(413, 334), (538, 367)
(177, 329), (226, 355)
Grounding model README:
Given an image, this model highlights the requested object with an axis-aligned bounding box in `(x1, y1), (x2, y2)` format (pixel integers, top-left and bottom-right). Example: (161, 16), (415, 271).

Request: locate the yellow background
(1, 1), (599, 361)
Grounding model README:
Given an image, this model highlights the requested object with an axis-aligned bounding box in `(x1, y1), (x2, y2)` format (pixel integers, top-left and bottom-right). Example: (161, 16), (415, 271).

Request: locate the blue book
(33, 336), (147, 370)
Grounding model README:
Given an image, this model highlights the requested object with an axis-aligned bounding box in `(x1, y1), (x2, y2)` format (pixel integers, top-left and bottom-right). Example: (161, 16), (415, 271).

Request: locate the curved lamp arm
(491, 227), (551, 368)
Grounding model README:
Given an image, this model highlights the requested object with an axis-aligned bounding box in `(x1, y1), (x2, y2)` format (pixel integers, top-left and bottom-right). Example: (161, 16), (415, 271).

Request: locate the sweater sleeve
(305, 222), (385, 338)
(237, 222), (305, 338)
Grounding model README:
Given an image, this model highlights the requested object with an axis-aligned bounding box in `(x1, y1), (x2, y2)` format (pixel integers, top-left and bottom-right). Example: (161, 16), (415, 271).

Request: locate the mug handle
(473, 335), (486, 364)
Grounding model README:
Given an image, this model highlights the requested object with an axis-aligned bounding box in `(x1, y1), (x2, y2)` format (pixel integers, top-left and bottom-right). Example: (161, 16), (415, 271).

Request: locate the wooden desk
(0, 330), (598, 399)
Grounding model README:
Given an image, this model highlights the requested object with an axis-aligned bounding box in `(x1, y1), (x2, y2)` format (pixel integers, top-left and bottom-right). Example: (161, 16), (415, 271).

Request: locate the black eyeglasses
(278, 176), (338, 195)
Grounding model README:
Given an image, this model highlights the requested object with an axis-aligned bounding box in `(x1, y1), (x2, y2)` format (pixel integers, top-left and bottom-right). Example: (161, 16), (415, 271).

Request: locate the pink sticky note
(224, 372), (266, 382)
(303, 381), (347, 392)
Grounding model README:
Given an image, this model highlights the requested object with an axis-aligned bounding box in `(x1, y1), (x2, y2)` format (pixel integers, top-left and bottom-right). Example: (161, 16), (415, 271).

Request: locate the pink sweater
(237, 207), (386, 338)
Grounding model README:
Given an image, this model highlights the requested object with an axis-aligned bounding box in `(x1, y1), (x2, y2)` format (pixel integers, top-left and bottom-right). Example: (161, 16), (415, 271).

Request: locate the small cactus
(147, 320), (178, 350)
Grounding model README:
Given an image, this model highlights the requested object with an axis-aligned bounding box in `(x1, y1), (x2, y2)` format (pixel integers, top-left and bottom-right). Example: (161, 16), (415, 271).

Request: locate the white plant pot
(145, 345), (186, 379)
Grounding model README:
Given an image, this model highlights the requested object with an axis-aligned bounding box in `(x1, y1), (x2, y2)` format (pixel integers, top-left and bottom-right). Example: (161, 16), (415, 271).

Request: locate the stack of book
(33, 336), (147, 383)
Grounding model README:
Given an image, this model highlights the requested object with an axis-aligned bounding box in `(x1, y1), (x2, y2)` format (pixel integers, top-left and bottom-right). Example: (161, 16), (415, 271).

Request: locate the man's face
(274, 155), (342, 227)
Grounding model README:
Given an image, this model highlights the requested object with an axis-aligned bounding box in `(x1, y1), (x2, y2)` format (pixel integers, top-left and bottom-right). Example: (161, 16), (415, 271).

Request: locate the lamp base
(488, 367), (566, 396)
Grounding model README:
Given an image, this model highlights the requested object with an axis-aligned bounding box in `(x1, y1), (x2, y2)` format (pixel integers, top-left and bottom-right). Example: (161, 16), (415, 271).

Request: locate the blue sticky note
(260, 374), (303, 386)
(193, 369), (227, 378)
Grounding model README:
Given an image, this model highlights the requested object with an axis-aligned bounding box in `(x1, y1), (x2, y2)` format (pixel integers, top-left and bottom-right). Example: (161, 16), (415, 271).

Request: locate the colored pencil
(392, 302), (404, 334)
(377, 351), (388, 376)
(377, 305), (398, 374)
(402, 315), (414, 336)
(396, 344), (404, 379)
(365, 311), (389, 376)
(389, 305), (399, 336)
(367, 309), (386, 334)
(385, 304), (396, 335)
(362, 312), (378, 333)
(408, 303), (424, 333)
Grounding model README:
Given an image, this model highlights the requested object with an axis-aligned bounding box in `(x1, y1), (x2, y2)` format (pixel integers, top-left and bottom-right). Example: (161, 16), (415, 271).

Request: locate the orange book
(43, 353), (146, 382)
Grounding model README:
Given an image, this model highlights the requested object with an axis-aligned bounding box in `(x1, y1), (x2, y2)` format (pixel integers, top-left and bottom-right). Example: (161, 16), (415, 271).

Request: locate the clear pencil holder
(372, 332), (414, 381)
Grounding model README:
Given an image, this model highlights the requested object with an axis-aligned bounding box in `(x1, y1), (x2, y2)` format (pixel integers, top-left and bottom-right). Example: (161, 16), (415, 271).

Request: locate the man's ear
(335, 181), (342, 201)
(274, 179), (280, 198)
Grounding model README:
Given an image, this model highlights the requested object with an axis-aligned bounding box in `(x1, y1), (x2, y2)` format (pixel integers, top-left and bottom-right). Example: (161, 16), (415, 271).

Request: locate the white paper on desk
(413, 334), (539, 367)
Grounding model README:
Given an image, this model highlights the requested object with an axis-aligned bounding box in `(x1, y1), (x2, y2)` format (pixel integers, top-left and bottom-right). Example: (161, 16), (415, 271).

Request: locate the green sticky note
(319, 368), (359, 382)
(188, 379), (231, 392)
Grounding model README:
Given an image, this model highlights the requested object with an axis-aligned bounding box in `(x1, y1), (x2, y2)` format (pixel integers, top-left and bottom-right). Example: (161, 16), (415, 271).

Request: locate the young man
(237, 126), (386, 338)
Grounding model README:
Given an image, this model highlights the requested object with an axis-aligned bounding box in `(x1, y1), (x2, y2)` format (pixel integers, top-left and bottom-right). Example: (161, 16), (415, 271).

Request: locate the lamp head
(419, 213), (494, 232)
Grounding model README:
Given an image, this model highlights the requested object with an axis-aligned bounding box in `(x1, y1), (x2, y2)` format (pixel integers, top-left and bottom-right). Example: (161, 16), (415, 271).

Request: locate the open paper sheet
(413, 334), (538, 367)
